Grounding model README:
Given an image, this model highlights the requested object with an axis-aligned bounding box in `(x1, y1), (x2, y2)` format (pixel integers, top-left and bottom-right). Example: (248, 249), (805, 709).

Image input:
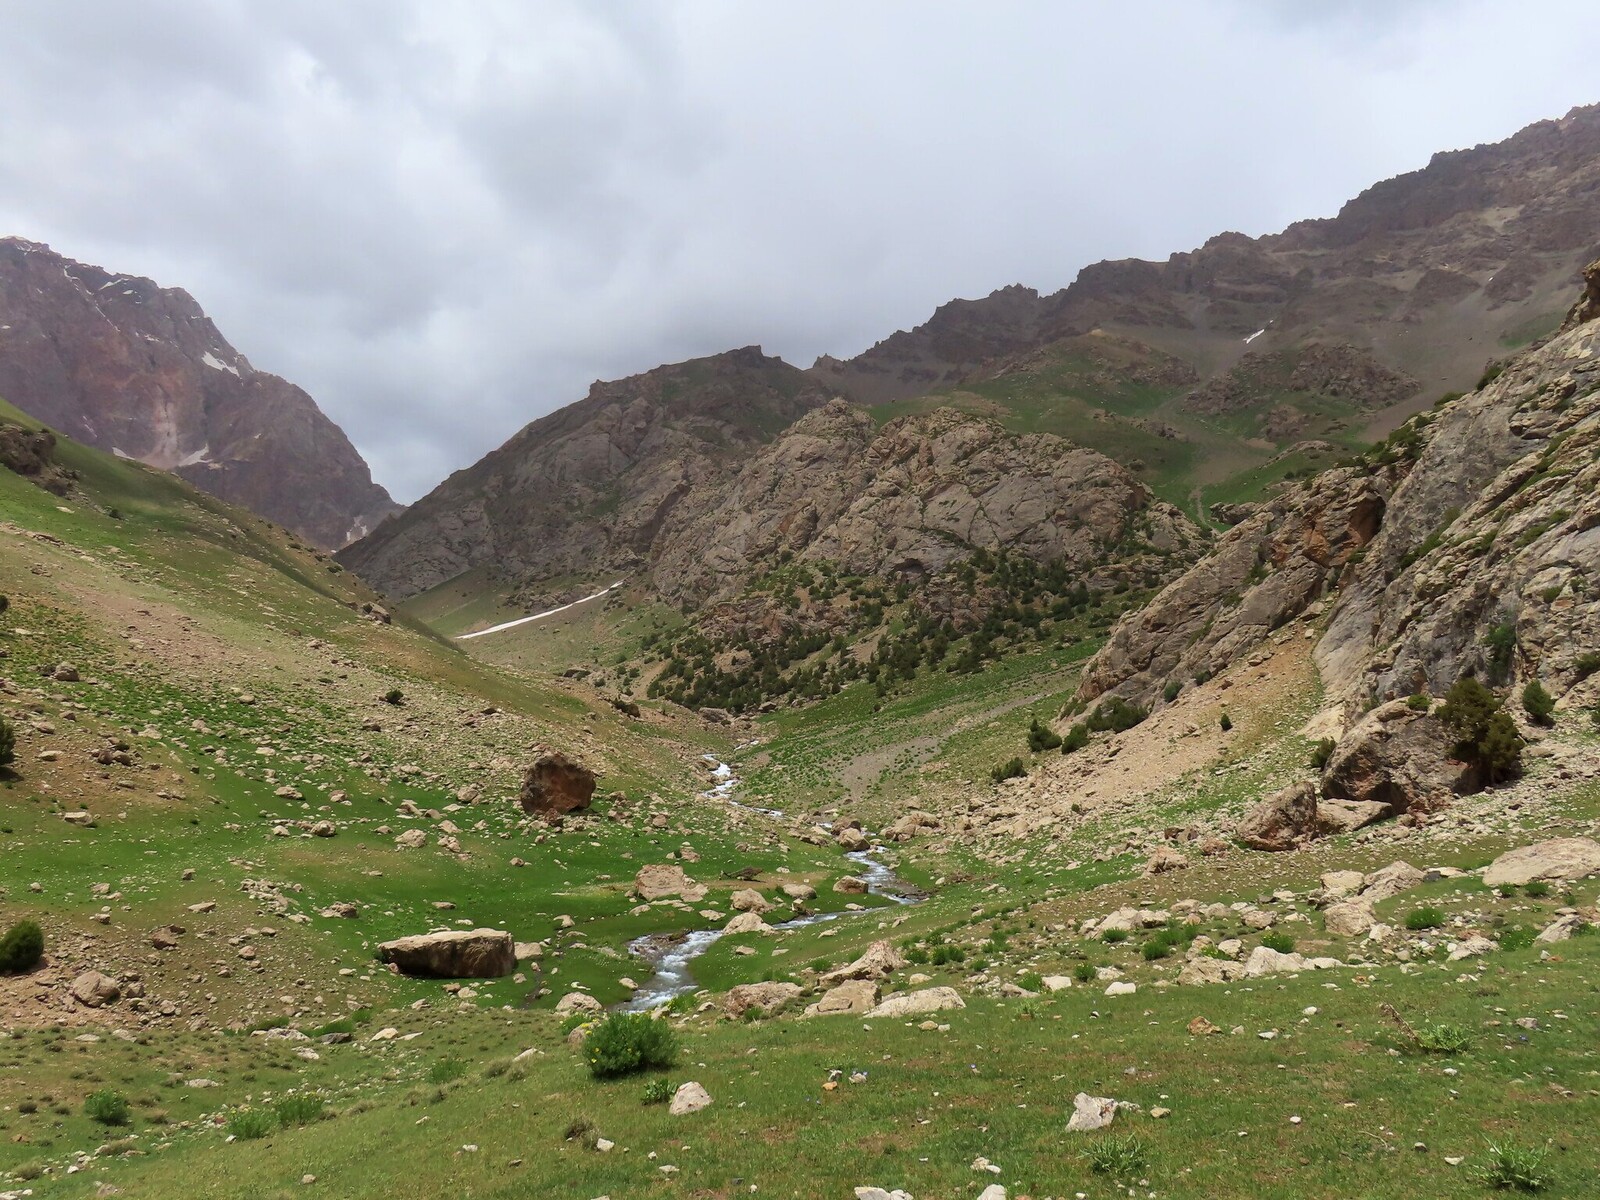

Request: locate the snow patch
(112, 448), (130, 459)
(1243, 328), (1266, 344)
(177, 445), (211, 467)
(457, 582), (626, 640)
(200, 351), (240, 376)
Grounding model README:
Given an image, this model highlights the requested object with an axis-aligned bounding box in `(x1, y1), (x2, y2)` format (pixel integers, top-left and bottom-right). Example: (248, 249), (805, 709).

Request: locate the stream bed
(621, 758), (921, 1011)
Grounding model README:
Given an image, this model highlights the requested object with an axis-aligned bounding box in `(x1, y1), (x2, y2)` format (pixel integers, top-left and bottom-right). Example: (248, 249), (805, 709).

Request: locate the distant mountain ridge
(0, 238), (399, 547)
(345, 103), (1600, 615)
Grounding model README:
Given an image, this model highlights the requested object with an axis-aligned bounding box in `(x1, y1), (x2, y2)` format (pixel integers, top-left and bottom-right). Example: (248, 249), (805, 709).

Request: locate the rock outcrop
(1319, 701), (1479, 814)
(1236, 782), (1318, 851)
(339, 346), (829, 600)
(0, 238), (400, 547)
(377, 929), (516, 978)
(1079, 262), (1600, 728)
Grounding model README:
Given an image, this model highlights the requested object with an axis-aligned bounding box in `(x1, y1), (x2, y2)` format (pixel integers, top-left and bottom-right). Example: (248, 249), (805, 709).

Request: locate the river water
(621, 758), (920, 1011)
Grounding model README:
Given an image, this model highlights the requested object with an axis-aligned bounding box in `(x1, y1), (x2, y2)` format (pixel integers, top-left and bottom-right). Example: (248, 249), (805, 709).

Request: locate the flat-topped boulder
(377, 928), (515, 978)
(1483, 838), (1600, 887)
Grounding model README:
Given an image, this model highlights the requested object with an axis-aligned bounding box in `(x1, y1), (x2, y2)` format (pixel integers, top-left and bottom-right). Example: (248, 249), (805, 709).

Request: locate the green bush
(640, 1077), (673, 1105)
(1086, 697), (1148, 733)
(1521, 679), (1555, 726)
(1101, 927), (1129, 945)
(1574, 651), (1600, 681)
(1219, 711), (1232, 732)
(990, 757), (1027, 784)
(1081, 1132), (1148, 1177)
(1439, 676), (1523, 783)
(1483, 622), (1516, 684)
(0, 715), (14, 767)
(1073, 961), (1096, 983)
(1475, 1139), (1552, 1192)
(1060, 723), (1090, 754)
(1406, 906), (1446, 931)
(0, 919), (44, 974)
(1162, 679), (1182, 703)
(226, 1108), (275, 1140)
(1026, 718), (1061, 753)
(84, 1089), (131, 1126)
(1260, 931), (1296, 954)
(273, 1095), (325, 1126)
(1523, 881), (1551, 899)
(1411, 1021), (1472, 1054)
(583, 1013), (679, 1079)
(383, 687), (405, 706)
(1141, 938), (1171, 961)
(428, 1057), (468, 1084)
(1310, 737), (1337, 770)
(1406, 692), (1432, 711)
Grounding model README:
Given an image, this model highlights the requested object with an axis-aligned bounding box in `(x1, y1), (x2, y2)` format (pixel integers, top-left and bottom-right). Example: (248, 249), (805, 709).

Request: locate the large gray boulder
(723, 981), (802, 1019)
(377, 928), (515, 978)
(1236, 782), (1317, 851)
(866, 986), (964, 1018)
(1483, 838), (1600, 887)
(1320, 701), (1477, 814)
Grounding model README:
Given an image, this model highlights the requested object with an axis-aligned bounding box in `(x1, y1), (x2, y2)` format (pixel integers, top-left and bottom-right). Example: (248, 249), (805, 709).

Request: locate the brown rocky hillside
(0, 237), (399, 548)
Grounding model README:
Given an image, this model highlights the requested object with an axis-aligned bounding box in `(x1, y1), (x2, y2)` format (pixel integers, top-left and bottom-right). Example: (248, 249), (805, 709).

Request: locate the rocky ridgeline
(652, 399), (1201, 608)
(1081, 260), (1600, 735)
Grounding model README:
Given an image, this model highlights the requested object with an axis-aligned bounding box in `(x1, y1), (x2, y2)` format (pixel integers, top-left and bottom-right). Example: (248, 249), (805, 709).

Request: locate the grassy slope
(5, 401), (1599, 1198)
(865, 336), (1369, 522)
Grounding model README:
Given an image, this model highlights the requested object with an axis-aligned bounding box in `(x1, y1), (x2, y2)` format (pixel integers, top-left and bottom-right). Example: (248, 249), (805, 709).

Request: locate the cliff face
(817, 105), (1600, 406)
(650, 400), (1202, 607)
(337, 347), (832, 601)
(1079, 261), (1600, 719)
(0, 238), (399, 547)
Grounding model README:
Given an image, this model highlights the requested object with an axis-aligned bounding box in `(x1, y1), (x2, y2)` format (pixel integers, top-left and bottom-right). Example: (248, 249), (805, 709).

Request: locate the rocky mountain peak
(0, 237), (399, 547)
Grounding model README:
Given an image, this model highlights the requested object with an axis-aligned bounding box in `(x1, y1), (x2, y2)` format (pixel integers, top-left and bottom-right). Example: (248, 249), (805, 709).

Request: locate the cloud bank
(1, 0), (1595, 500)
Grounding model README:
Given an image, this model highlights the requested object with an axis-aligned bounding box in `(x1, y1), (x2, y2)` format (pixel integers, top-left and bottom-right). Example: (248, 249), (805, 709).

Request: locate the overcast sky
(2, 1), (1596, 502)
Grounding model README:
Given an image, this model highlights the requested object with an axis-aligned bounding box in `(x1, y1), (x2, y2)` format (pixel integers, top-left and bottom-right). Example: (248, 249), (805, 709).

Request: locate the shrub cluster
(1438, 677), (1522, 783)
(583, 1013), (679, 1079)
(0, 919), (44, 974)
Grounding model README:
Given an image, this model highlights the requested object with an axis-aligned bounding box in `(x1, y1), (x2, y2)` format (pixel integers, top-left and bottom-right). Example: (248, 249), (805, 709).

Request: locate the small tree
(1439, 676), (1523, 784)
(1027, 718), (1062, 753)
(0, 715), (14, 768)
(1521, 679), (1555, 726)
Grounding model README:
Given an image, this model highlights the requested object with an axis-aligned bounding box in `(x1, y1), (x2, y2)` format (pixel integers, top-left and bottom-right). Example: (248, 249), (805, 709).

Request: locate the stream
(621, 757), (921, 1011)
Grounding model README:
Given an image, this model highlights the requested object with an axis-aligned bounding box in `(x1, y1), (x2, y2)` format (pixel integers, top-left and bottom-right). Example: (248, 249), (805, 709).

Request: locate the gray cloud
(0, 0), (1595, 500)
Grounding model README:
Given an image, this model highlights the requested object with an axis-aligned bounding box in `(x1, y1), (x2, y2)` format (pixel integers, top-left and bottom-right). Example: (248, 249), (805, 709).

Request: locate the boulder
(1066, 1092), (1118, 1132)
(884, 811), (939, 842)
(820, 939), (907, 987)
(729, 888), (771, 914)
(554, 991), (604, 1016)
(866, 986), (965, 1018)
(781, 882), (817, 900)
(393, 828), (428, 849)
(518, 751), (596, 816)
(377, 928), (515, 978)
(71, 971), (120, 1007)
(1536, 914), (1587, 943)
(723, 981), (802, 1019)
(1322, 900), (1377, 938)
(1482, 838), (1600, 887)
(1320, 701), (1478, 814)
(805, 979), (880, 1016)
(1143, 847), (1188, 875)
(669, 1081), (712, 1115)
(1319, 870), (1366, 897)
(1315, 799), (1389, 836)
(1359, 860), (1424, 902)
(833, 876), (868, 895)
(1236, 782), (1317, 851)
(634, 864), (695, 901)
(1178, 957), (1244, 986)
(836, 826), (870, 852)
(723, 912), (771, 935)
(1242, 946), (1343, 977)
